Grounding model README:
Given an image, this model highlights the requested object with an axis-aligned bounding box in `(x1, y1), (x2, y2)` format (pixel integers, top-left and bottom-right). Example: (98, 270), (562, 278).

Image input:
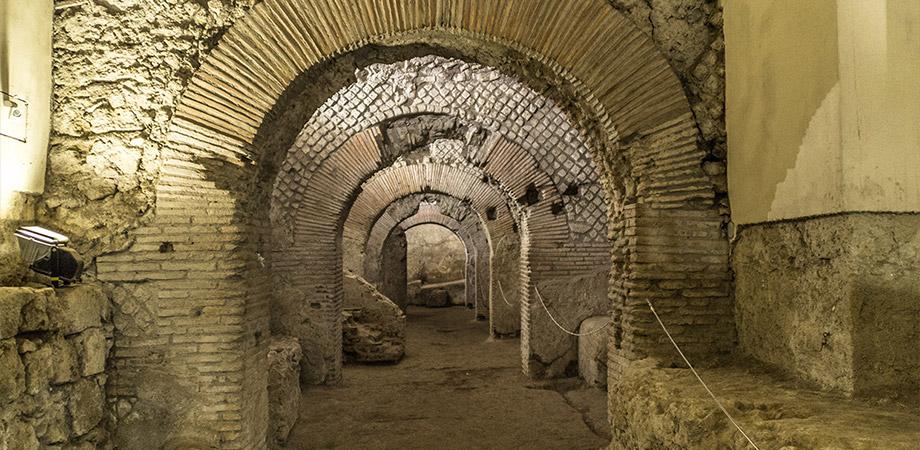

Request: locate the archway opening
(94, 2), (732, 447)
(405, 223), (468, 309)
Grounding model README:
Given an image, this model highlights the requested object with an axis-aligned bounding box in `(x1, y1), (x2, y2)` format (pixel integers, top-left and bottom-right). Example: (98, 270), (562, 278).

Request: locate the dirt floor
(285, 306), (609, 449)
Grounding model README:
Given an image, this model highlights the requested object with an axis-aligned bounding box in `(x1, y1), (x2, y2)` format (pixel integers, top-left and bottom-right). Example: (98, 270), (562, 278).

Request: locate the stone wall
(490, 231), (521, 336)
(42, 0), (254, 259)
(608, 358), (920, 449)
(0, 284), (112, 449)
(0, 193), (37, 286)
(379, 230), (408, 308)
(734, 213), (920, 396)
(406, 224), (466, 285)
(266, 337), (301, 448)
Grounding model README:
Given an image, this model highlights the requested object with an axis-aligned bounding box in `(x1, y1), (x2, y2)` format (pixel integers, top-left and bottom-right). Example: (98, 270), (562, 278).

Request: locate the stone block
(77, 328), (108, 376)
(22, 344), (53, 395)
(48, 285), (110, 336)
(11, 288), (54, 333)
(578, 316), (610, 388)
(267, 336), (302, 447)
(0, 339), (25, 404)
(2, 420), (39, 450)
(0, 288), (30, 339)
(68, 379), (104, 436)
(37, 402), (70, 445)
(422, 289), (450, 308)
(49, 336), (78, 385)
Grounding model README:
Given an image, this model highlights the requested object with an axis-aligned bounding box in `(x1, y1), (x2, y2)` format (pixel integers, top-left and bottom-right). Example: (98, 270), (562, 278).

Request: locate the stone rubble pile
(342, 272), (406, 363)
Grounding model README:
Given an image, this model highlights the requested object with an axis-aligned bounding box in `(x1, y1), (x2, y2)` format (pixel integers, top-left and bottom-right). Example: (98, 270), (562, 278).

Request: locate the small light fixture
(14, 226), (84, 286)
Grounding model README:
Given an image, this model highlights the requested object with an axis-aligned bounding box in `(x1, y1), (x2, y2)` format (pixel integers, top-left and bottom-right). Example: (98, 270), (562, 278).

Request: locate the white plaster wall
(726, 0), (920, 224)
(0, 0), (52, 217)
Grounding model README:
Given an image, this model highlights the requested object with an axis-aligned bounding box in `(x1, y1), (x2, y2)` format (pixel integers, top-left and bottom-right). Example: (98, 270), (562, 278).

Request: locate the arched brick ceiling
(363, 194), (489, 282)
(344, 161), (523, 240)
(399, 207), (464, 236)
(339, 136), (565, 252)
(168, 0), (691, 162)
(271, 56), (607, 241)
(364, 193), (489, 270)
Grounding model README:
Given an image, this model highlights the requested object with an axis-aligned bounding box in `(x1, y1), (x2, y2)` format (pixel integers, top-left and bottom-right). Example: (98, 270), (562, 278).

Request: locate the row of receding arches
(269, 57), (611, 382)
(95, 1), (733, 446)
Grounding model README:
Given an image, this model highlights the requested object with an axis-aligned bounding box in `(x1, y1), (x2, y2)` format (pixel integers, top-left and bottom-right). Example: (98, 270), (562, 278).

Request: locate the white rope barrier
(533, 286), (611, 337)
(496, 280), (515, 307)
(645, 299), (761, 450)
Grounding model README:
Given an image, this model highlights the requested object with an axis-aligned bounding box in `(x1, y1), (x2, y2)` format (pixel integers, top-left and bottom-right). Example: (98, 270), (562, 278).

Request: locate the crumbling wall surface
(0, 284), (113, 449)
(43, 0), (254, 258)
(266, 337), (301, 448)
(490, 231), (520, 335)
(734, 213), (920, 396)
(608, 359), (920, 449)
(609, 0), (727, 181)
(342, 272), (406, 363)
(529, 270), (608, 378)
(0, 193), (37, 286)
(406, 224), (466, 285)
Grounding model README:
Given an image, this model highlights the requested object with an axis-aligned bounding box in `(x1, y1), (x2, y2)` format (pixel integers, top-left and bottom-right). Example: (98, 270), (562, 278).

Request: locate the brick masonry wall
(0, 285), (112, 449)
(33, 0), (730, 446)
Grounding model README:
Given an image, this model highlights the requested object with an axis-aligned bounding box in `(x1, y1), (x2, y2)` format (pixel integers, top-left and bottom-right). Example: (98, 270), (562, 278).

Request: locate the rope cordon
(496, 280), (515, 307)
(645, 299), (761, 450)
(533, 286), (611, 337)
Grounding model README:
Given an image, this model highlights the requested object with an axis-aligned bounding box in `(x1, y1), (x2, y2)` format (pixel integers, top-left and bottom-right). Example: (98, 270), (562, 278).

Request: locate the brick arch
(398, 208), (476, 305)
(271, 56), (608, 244)
(104, 1), (733, 445)
(322, 131), (582, 361)
(361, 194), (492, 318)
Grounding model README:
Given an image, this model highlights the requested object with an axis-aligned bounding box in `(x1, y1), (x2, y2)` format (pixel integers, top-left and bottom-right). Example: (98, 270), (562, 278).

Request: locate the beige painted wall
(726, 0), (920, 224)
(838, 0), (920, 213)
(0, 0), (52, 218)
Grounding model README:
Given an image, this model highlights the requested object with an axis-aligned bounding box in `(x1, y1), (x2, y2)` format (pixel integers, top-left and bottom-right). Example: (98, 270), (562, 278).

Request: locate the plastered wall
(0, 0), (52, 284)
(726, 0), (920, 224)
(0, 0), (52, 212)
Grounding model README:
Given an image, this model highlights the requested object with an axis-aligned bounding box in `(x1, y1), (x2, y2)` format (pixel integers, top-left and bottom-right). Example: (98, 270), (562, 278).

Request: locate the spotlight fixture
(14, 226), (84, 286)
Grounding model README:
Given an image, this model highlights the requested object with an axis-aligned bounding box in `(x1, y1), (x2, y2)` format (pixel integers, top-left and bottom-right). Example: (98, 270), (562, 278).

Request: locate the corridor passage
(285, 307), (608, 449)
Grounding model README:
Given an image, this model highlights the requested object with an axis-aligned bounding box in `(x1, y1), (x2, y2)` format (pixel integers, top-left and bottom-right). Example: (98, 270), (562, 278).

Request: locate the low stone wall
(410, 279), (466, 308)
(267, 336), (302, 448)
(578, 316), (610, 388)
(0, 284), (112, 449)
(608, 358), (920, 449)
(734, 213), (920, 395)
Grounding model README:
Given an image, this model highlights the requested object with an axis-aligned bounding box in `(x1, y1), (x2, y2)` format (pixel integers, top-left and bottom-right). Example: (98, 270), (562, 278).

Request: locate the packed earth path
(285, 306), (610, 449)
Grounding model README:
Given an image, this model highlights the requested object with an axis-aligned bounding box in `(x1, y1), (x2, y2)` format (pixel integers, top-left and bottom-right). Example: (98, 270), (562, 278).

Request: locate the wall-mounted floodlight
(14, 226), (84, 286)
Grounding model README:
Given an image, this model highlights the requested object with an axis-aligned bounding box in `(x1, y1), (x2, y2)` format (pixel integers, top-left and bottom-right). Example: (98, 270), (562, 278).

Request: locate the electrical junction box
(1, 91), (29, 143)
